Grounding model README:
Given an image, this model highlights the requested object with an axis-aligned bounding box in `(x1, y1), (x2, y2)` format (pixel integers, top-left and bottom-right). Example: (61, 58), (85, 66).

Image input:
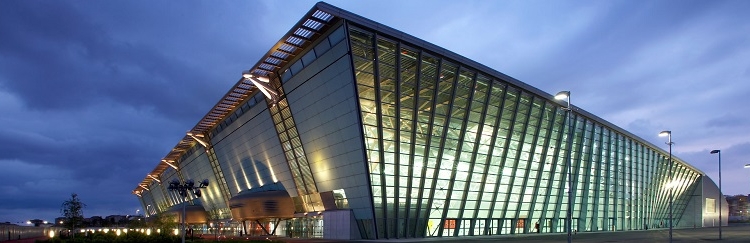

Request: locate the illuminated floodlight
(241, 70), (253, 79)
(242, 71), (278, 101)
(554, 91), (570, 100)
(148, 174), (161, 183)
(161, 159), (179, 170)
(167, 178), (208, 243)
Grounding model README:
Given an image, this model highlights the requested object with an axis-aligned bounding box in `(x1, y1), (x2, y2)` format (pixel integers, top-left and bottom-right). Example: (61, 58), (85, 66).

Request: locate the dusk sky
(1, 0), (749, 223)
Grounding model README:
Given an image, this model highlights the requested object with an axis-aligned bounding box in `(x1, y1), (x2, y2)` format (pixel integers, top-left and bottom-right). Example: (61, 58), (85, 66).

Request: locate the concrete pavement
(279, 224), (750, 243)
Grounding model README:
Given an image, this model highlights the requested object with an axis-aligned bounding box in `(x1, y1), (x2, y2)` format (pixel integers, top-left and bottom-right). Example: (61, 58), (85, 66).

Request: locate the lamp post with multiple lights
(168, 179), (209, 243)
(555, 91), (573, 243)
(658, 130), (673, 243)
(710, 149), (722, 240)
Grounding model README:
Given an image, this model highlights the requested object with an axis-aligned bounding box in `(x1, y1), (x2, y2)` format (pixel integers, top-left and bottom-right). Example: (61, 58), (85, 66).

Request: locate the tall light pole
(168, 179), (209, 243)
(710, 149), (722, 240)
(555, 90), (572, 243)
(745, 164), (750, 222)
(659, 130), (673, 243)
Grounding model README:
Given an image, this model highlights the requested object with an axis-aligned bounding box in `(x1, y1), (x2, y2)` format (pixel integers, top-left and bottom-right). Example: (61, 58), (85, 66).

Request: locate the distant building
(727, 195), (749, 221)
(87, 216), (103, 227)
(54, 217), (65, 226)
(27, 219), (45, 227)
(104, 215), (127, 227)
(127, 215), (144, 221)
(133, 1), (728, 240)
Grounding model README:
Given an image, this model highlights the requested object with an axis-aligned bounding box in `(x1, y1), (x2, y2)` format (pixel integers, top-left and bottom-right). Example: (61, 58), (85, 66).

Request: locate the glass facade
(348, 24), (701, 238)
(135, 3), (722, 240)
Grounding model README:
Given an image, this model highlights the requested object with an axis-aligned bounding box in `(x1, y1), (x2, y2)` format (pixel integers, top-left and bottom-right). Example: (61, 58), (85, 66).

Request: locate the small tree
(149, 211), (178, 234)
(61, 193), (87, 237)
(128, 216), (147, 229)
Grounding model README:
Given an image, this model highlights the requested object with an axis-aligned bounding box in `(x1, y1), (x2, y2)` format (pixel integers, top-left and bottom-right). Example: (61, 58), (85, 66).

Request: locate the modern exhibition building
(133, 2), (727, 240)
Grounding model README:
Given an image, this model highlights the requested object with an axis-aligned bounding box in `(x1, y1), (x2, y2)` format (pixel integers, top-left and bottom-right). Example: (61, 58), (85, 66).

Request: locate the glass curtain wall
(347, 24), (701, 239)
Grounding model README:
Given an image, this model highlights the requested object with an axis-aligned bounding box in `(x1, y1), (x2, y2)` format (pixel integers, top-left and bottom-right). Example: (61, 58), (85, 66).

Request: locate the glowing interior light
(49, 231), (55, 238)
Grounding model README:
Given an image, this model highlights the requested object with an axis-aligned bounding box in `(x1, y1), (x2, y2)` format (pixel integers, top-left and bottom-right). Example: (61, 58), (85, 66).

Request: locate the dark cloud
(1, 0), (749, 223)
(0, 0), (272, 222)
(676, 142), (750, 195)
(706, 113), (749, 128)
(0, 1), (246, 120)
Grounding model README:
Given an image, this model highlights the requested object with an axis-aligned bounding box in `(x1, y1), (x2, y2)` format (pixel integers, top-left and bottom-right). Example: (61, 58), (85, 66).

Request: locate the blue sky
(1, 0), (748, 223)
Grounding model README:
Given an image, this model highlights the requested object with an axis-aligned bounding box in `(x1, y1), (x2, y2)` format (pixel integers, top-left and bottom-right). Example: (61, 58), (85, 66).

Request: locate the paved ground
(6, 224), (749, 242)
(1, 236), (45, 243)
(279, 224), (750, 243)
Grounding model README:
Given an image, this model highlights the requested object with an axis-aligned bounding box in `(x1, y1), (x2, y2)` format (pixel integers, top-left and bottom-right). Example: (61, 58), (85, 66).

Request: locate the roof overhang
(134, 3), (339, 194)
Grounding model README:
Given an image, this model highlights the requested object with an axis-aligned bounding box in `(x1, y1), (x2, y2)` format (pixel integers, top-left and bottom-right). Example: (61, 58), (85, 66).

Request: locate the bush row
(36, 231), (286, 243)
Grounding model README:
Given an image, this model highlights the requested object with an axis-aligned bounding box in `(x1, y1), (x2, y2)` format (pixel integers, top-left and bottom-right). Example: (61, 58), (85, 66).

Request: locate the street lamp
(659, 130), (673, 243)
(745, 165), (750, 222)
(168, 179), (209, 243)
(710, 149), (722, 240)
(555, 90), (572, 243)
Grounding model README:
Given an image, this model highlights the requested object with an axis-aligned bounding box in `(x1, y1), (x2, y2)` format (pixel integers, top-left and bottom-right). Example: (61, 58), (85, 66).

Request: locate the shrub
(37, 230), (180, 243)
